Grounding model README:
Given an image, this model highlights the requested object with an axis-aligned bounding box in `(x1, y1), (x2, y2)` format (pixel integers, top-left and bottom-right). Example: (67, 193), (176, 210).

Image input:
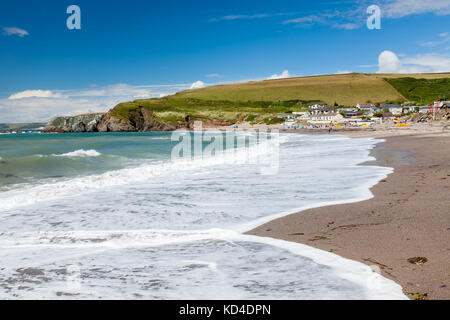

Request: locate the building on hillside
(402, 106), (417, 114)
(418, 106), (431, 114)
(292, 111), (309, 120)
(308, 107), (336, 115)
(277, 114), (296, 119)
(357, 103), (379, 116)
(308, 104), (328, 110)
(342, 111), (363, 118)
(371, 117), (383, 124)
(381, 104), (403, 115)
(308, 112), (344, 123)
(339, 108), (358, 112)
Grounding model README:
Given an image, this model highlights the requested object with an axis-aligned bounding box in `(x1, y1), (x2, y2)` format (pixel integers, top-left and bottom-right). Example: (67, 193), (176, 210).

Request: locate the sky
(0, 0), (449, 122)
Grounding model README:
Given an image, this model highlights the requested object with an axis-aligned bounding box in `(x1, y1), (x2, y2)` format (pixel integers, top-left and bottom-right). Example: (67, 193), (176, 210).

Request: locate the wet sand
(247, 132), (450, 300)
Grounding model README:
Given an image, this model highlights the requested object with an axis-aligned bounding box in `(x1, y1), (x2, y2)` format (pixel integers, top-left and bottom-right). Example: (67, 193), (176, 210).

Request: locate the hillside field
(46, 73), (450, 128)
(173, 73), (449, 106)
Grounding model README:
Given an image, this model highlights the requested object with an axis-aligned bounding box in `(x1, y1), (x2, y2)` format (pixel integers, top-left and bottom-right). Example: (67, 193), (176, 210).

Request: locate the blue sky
(0, 0), (449, 122)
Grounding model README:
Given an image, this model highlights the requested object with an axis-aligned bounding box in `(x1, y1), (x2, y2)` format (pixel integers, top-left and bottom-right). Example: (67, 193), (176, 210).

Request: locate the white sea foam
(0, 227), (406, 299)
(0, 133), (407, 299)
(54, 149), (102, 157)
(0, 135), (276, 212)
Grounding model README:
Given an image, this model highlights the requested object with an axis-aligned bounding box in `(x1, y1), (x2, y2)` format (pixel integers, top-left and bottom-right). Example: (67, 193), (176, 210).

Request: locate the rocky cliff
(96, 106), (179, 132)
(43, 107), (182, 133)
(43, 113), (105, 133)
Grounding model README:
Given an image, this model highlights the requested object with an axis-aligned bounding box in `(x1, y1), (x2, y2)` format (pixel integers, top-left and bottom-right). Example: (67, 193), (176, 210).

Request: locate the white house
(357, 103), (376, 109)
(308, 113), (344, 123)
(402, 106), (416, 114)
(277, 114), (296, 119)
(418, 106), (431, 114)
(357, 104), (379, 116)
(381, 104), (403, 115)
(308, 104), (328, 110)
(309, 107), (336, 115)
(292, 111), (309, 120)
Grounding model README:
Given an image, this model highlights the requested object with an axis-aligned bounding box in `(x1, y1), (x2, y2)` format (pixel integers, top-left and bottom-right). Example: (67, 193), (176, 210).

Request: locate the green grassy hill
(384, 77), (450, 105)
(173, 73), (405, 106)
(90, 73), (450, 128)
(173, 73), (450, 106)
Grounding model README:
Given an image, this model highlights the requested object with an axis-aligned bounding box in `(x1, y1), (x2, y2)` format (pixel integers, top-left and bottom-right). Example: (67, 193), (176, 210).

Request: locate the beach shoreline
(247, 131), (450, 300)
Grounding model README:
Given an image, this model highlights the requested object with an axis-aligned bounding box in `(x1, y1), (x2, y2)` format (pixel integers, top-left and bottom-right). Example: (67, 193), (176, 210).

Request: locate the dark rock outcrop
(43, 113), (105, 133)
(43, 107), (181, 133)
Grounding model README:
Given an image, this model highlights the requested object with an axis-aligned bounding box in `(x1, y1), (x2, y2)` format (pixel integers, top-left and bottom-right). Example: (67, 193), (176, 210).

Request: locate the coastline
(247, 131), (450, 300)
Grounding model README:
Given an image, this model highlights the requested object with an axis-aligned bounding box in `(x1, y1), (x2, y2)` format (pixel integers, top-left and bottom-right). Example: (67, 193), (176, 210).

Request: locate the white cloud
(0, 97), (113, 123)
(335, 70), (353, 74)
(402, 53), (450, 72)
(377, 50), (450, 73)
(209, 12), (299, 22)
(333, 23), (360, 30)
(0, 83), (192, 123)
(209, 1), (450, 32)
(8, 90), (63, 100)
(283, 15), (326, 27)
(190, 81), (205, 89)
(210, 14), (270, 22)
(2, 27), (29, 37)
(72, 84), (154, 98)
(378, 50), (403, 73)
(267, 70), (291, 80)
(281, 1), (450, 30)
(381, 0), (450, 18)
(420, 33), (450, 47)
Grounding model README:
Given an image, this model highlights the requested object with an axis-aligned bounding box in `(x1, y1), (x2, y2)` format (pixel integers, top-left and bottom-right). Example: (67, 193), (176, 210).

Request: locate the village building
(308, 112), (344, 123)
(339, 108), (358, 112)
(308, 107), (336, 115)
(292, 111), (309, 120)
(277, 113), (296, 119)
(381, 104), (403, 115)
(402, 106), (417, 114)
(342, 110), (363, 118)
(418, 106), (431, 114)
(308, 104), (328, 110)
(357, 103), (379, 116)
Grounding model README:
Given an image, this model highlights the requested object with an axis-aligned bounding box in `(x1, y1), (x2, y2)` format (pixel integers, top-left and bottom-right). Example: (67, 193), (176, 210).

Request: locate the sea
(0, 131), (407, 299)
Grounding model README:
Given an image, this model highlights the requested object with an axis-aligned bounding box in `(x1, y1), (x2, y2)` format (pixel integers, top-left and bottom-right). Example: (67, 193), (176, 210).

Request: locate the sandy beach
(248, 129), (450, 300)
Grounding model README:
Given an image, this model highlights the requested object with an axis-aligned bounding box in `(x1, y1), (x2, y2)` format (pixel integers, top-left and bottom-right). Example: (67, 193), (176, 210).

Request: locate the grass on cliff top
(384, 77), (450, 105)
(173, 73), (450, 106)
(172, 73), (407, 106)
(111, 98), (318, 125)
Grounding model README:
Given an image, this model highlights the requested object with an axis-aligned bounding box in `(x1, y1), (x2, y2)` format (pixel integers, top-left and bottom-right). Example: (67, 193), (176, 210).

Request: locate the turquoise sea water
(0, 133), (176, 189)
(0, 131), (406, 299)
